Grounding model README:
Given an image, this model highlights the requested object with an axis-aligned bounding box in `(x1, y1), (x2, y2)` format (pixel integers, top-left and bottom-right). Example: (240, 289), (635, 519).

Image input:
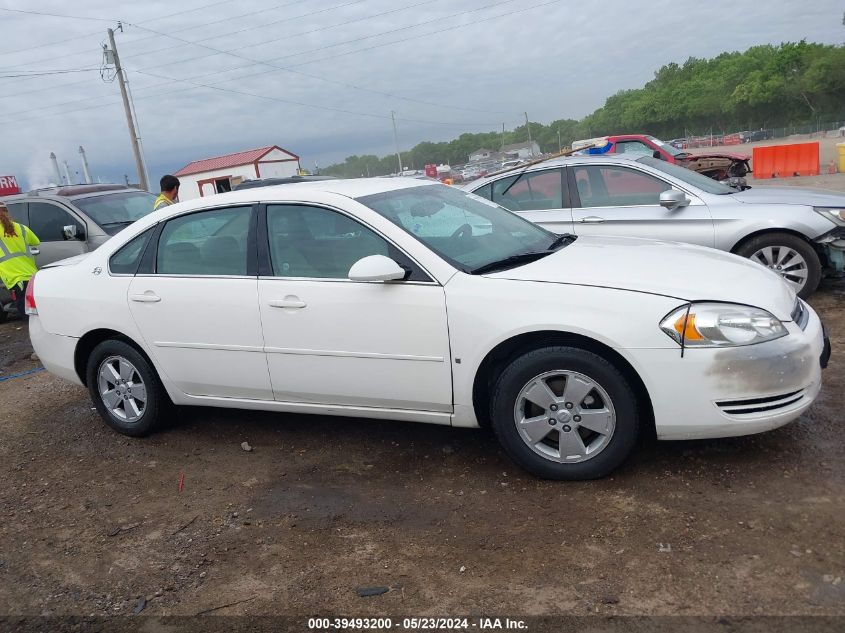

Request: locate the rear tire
(490, 346), (639, 480)
(85, 339), (169, 437)
(736, 233), (821, 299)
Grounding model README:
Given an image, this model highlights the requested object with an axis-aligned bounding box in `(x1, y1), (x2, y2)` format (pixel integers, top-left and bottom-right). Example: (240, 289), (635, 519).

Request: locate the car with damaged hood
(466, 154), (845, 299)
(27, 179), (829, 480)
(0, 184), (157, 320)
(572, 134), (751, 187)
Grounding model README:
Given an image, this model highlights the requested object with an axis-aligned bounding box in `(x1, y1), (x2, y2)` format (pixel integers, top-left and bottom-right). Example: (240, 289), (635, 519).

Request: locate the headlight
(659, 303), (788, 347)
(814, 207), (845, 226)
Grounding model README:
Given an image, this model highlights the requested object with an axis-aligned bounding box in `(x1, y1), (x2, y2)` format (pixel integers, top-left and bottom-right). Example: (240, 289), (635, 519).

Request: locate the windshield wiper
(471, 251), (551, 275)
(100, 220), (134, 227)
(548, 233), (576, 250)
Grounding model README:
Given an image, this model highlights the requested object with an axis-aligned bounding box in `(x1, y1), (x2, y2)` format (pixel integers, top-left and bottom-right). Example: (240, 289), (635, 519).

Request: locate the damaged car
(467, 154), (845, 298)
(573, 134), (751, 187)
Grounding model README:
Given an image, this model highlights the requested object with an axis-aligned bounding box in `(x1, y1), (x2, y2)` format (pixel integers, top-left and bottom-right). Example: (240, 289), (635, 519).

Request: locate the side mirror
(348, 255), (407, 282)
(659, 189), (690, 211)
(29, 247), (40, 257)
(63, 224), (79, 240)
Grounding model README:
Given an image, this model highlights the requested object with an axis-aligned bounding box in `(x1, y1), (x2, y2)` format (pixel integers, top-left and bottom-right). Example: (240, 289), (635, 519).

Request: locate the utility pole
(390, 110), (403, 174)
(501, 123), (506, 149)
(49, 152), (62, 185)
(107, 27), (148, 191)
(557, 128), (562, 153)
(524, 112), (534, 156)
(62, 160), (73, 185)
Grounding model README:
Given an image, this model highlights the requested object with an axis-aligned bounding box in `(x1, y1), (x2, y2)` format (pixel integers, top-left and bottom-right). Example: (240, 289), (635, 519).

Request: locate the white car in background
(28, 179), (829, 479)
(466, 155), (845, 298)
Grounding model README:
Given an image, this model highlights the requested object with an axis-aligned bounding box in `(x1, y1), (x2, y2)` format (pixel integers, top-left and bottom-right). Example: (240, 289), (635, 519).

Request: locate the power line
(0, 7), (115, 22)
(0, 67), (100, 78)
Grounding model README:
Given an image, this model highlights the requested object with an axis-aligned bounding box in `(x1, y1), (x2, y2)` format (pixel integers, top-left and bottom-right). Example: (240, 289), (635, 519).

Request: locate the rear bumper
(629, 303), (825, 440)
(29, 316), (82, 386)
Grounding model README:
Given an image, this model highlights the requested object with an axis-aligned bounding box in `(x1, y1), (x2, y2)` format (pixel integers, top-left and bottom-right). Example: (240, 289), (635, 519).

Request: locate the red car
(581, 134), (751, 184)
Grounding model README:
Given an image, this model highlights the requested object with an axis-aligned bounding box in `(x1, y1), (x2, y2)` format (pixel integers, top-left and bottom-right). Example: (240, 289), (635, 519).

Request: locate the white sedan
(27, 179), (830, 479)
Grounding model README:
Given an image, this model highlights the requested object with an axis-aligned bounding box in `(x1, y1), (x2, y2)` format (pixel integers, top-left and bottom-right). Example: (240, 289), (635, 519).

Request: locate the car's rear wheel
(490, 346), (639, 480)
(736, 233), (821, 299)
(85, 340), (169, 437)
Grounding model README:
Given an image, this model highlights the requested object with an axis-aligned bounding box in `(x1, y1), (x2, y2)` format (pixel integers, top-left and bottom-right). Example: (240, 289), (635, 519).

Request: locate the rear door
(127, 204), (273, 400)
(27, 201), (87, 265)
(568, 164), (715, 247)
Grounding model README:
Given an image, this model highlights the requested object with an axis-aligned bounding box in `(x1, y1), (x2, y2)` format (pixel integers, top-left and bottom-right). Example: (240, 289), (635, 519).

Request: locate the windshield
(637, 156), (736, 194)
(356, 184), (563, 273)
(71, 190), (157, 232)
(647, 135), (684, 157)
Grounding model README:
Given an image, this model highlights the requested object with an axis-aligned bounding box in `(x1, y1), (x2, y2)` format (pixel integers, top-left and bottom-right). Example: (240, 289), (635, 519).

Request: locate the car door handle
(579, 216), (605, 224)
(130, 293), (161, 303)
(269, 298), (307, 309)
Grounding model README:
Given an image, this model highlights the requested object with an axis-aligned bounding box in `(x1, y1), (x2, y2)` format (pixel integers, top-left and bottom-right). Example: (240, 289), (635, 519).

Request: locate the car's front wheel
(736, 232), (821, 299)
(85, 339), (169, 437)
(490, 346), (639, 480)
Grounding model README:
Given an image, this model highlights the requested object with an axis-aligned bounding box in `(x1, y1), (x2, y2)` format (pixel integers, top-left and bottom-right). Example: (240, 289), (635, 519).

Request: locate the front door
(27, 201), (87, 265)
(568, 164), (715, 247)
(484, 167), (574, 235)
(127, 204), (273, 400)
(258, 203), (453, 412)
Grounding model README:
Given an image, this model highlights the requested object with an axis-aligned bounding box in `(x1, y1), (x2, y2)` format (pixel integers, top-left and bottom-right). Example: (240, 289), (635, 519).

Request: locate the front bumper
(628, 302), (826, 440)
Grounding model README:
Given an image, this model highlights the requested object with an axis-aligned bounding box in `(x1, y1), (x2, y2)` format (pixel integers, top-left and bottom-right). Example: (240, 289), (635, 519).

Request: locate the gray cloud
(0, 0), (841, 189)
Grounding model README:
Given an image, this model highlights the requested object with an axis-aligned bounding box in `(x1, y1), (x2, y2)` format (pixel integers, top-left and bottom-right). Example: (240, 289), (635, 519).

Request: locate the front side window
(357, 184), (559, 273)
(27, 202), (84, 242)
(110, 228), (153, 275)
(490, 169), (563, 211)
(5, 202), (27, 224)
(615, 141), (654, 156)
(266, 204), (403, 279)
(157, 206), (251, 276)
(571, 166), (670, 208)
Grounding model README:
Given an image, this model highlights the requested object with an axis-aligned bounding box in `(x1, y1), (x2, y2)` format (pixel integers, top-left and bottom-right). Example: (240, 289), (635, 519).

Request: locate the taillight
(24, 275), (37, 315)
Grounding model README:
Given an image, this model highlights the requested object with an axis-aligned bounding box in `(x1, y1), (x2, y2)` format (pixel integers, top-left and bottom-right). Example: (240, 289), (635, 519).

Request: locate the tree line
(323, 41), (845, 177)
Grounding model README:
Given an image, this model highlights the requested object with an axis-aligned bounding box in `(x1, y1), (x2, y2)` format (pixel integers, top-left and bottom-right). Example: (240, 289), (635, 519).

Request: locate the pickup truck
(572, 134), (751, 186)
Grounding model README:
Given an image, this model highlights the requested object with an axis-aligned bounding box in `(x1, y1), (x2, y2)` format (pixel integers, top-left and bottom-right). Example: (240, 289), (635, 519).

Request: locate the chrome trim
(257, 275), (437, 286)
(264, 347), (444, 362)
(154, 342), (264, 353)
(715, 388), (808, 416)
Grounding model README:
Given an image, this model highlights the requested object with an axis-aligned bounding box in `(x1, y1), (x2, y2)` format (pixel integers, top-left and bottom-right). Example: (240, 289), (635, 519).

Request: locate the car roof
(232, 175), (336, 190)
(467, 154), (649, 189)
(2, 185), (150, 204)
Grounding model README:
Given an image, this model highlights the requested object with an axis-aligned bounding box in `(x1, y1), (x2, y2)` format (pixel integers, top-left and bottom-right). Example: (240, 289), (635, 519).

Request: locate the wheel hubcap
(513, 370), (616, 464)
(97, 356), (147, 423)
(750, 246), (808, 292)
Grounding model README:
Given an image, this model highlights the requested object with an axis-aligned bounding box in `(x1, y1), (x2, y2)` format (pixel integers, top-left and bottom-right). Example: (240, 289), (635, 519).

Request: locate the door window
(27, 202), (84, 242)
(490, 169), (563, 211)
(571, 166), (670, 208)
(266, 204), (411, 279)
(157, 206), (251, 276)
(5, 202), (27, 224)
(615, 140), (654, 156)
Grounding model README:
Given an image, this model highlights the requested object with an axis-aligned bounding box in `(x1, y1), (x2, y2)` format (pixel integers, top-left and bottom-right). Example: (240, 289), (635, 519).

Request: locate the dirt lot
(0, 283), (844, 624)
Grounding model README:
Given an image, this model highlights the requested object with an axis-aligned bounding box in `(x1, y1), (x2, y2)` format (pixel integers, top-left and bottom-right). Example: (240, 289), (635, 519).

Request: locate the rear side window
(110, 229), (153, 275)
(157, 206), (251, 276)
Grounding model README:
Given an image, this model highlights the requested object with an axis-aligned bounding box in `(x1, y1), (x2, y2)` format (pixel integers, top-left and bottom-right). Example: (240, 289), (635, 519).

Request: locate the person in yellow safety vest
(0, 202), (40, 319)
(153, 174), (180, 211)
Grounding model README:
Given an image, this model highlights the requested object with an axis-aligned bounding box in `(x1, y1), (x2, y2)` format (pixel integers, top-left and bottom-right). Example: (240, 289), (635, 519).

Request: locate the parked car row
(27, 176), (831, 480)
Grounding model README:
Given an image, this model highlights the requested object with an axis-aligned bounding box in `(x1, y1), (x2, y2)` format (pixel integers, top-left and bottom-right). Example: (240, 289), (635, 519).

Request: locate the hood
(731, 186), (845, 207)
(487, 236), (796, 320)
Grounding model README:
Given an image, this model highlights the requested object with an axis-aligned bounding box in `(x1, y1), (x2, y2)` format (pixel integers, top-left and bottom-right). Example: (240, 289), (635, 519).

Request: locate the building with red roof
(173, 145), (300, 200)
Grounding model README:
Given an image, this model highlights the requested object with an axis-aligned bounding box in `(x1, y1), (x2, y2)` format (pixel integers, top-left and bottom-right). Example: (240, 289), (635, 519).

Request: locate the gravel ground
(0, 283), (843, 623)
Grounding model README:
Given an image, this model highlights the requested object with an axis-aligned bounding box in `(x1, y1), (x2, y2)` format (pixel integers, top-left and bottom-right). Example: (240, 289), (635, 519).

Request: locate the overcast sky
(0, 0), (842, 189)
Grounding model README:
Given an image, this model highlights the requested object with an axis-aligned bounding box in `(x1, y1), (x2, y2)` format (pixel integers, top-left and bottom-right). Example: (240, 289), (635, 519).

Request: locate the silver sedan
(465, 155), (845, 298)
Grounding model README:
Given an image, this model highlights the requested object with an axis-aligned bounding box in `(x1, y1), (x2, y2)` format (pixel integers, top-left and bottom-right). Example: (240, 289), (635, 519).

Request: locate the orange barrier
(752, 142), (820, 179)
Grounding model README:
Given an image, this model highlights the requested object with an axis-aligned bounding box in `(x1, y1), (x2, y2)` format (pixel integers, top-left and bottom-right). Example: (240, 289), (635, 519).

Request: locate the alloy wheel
(750, 246), (808, 292)
(513, 370), (616, 464)
(97, 355), (147, 423)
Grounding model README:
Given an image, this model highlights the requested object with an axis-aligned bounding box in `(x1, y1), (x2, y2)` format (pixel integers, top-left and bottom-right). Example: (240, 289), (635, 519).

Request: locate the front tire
(490, 346), (639, 480)
(736, 233), (821, 299)
(85, 339), (169, 437)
